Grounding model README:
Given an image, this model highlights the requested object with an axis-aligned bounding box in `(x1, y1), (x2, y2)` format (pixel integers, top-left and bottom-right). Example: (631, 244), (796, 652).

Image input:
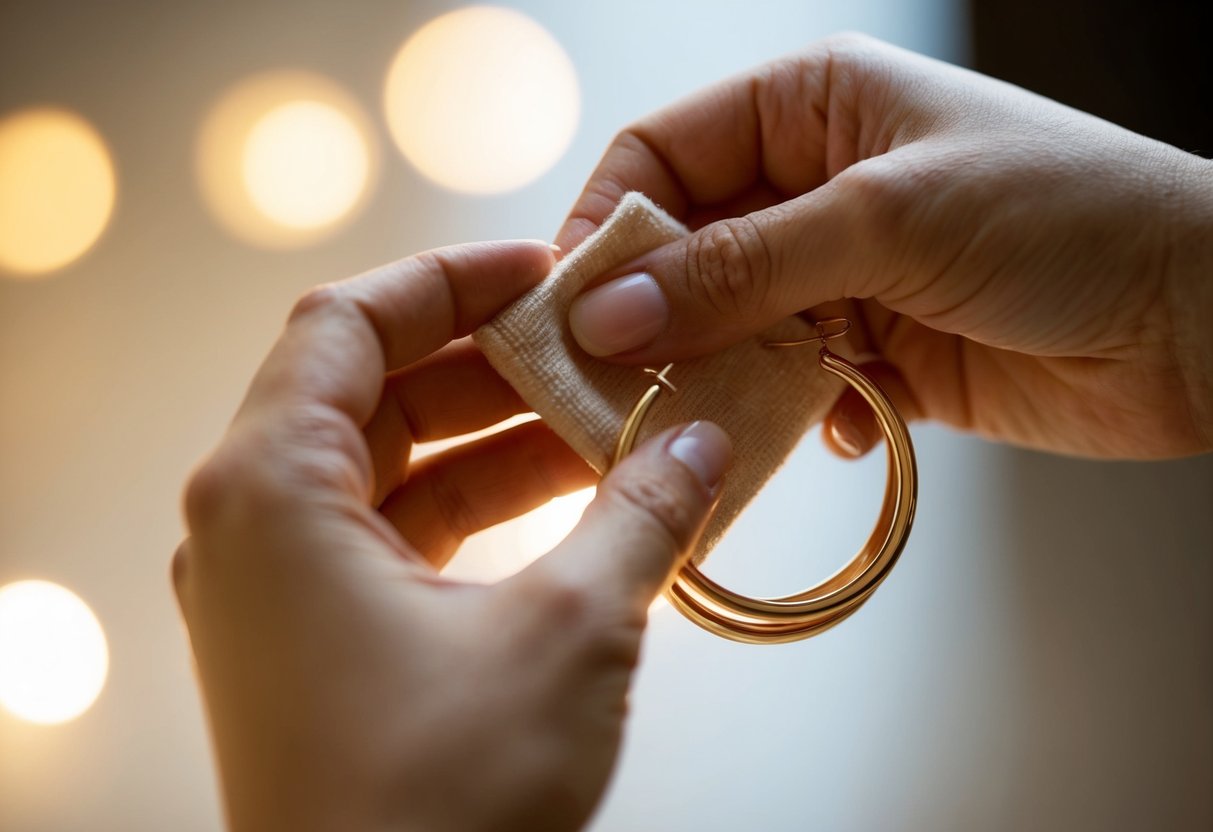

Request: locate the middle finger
(379, 421), (597, 568)
(363, 338), (531, 504)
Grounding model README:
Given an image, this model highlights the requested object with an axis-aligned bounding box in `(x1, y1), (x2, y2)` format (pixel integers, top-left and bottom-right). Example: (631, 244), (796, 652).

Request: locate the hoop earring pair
(609, 319), (918, 644)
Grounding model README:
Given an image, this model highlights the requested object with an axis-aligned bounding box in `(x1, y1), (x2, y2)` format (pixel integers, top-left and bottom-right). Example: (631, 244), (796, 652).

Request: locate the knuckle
(519, 571), (643, 669)
(818, 32), (894, 76)
(287, 283), (346, 323)
(568, 128), (659, 228)
(844, 159), (898, 202)
(169, 540), (191, 600)
(408, 251), (465, 333)
(607, 468), (697, 552)
(534, 572), (596, 632)
(424, 465), (483, 542)
(276, 405), (370, 492)
(683, 217), (773, 318)
(843, 160), (920, 240)
(584, 623), (643, 672)
(815, 33), (897, 122)
(612, 126), (653, 166)
(391, 383), (429, 443)
(821, 30), (881, 55)
(843, 157), (958, 254)
(182, 443), (274, 533)
(752, 60), (811, 139)
(183, 449), (242, 529)
(183, 407), (367, 533)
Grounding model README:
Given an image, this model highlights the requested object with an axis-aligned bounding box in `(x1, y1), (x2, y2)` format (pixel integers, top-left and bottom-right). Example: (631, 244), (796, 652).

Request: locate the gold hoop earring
(609, 318), (918, 644)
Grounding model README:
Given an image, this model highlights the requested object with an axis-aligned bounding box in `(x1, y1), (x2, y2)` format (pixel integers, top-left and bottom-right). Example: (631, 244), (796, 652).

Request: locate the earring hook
(764, 316), (852, 349)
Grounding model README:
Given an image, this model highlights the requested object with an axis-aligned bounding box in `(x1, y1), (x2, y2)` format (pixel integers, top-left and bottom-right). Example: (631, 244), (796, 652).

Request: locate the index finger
(236, 240), (556, 431)
(554, 45), (836, 252)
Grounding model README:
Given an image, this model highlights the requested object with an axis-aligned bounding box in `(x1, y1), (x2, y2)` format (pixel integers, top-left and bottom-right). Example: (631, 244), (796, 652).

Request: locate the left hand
(173, 240), (732, 831)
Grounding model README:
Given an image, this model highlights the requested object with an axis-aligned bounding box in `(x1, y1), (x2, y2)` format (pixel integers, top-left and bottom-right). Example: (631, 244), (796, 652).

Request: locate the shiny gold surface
(610, 320), (918, 644)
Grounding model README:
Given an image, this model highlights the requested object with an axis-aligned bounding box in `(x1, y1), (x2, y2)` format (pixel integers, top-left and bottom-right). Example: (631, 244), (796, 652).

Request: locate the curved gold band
(610, 326), (918, 644)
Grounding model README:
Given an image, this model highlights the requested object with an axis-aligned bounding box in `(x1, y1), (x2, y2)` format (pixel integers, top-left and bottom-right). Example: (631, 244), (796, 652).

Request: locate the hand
(173, 241), (732, 831)
(559, 34), (1213, 459)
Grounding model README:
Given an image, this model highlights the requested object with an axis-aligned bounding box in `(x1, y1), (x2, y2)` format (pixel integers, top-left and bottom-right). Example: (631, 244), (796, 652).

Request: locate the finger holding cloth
(474, 193), (851, 566)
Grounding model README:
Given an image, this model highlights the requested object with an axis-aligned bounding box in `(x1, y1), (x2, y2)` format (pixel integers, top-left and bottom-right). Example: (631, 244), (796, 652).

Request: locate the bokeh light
(517, 487), (596, 558)
(0, 580), (108, 724)
(242, 100), (369, 229)
(197, 71), (375, 247)
(383, 5), (580, 194)
(0, 108), (116, 277)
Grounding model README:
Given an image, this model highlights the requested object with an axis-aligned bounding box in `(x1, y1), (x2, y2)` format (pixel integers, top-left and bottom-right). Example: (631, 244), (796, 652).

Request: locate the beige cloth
(474, 193), (844, 564)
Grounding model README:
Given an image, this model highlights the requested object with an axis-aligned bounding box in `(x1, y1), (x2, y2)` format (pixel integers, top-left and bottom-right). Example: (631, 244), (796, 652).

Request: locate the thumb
(567, 183), (875, 364)
(522, 422), (732, 611)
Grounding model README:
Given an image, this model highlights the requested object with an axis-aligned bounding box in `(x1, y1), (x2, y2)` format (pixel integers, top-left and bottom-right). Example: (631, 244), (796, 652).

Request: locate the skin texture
(177, 34), (1212, 832)
(175, 240), (732, 832)
(561, 34), (1213, 460)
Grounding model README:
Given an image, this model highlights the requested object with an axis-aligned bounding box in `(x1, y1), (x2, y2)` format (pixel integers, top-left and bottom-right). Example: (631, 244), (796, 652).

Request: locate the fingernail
(830, 415), (865, 457)
(668, 421), (733, 490)
(548, 243), (562, 253)
(569, 273), (668, 356)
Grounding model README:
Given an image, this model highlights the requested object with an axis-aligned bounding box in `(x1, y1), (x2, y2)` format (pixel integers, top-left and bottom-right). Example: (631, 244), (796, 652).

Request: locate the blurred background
(0, 1), (1209, 830)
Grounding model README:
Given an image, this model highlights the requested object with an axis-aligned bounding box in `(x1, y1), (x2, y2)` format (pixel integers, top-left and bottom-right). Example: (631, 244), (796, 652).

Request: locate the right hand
(558, 34), (1213, 460)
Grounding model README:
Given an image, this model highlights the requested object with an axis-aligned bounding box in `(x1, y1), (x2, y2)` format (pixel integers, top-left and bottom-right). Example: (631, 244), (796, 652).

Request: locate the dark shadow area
(972, 0), (1212, 156)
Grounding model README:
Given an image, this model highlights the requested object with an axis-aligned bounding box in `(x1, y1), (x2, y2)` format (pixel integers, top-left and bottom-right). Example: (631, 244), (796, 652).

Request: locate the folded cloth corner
(473, 192), (845, 565)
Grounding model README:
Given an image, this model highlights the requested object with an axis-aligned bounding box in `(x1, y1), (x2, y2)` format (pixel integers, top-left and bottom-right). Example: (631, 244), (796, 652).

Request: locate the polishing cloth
(474, 193), (845, 564)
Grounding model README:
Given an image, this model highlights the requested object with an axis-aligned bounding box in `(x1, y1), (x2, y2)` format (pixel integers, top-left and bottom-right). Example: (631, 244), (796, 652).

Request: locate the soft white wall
(591, 430), (1212, 831)
(1, 1), (1208, 830)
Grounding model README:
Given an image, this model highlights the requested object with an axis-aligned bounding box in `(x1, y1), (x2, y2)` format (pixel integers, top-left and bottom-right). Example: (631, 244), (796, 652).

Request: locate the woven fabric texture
(474, 192), (844, 564)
